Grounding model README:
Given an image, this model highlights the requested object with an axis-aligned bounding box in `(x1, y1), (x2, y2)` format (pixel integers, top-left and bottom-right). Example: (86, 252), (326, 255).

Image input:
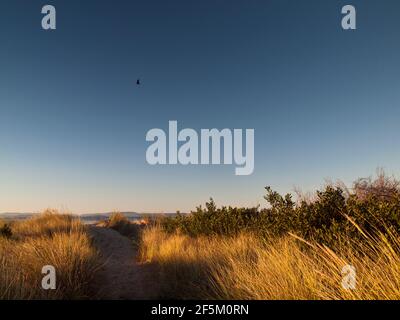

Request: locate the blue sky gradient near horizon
(1, 0), (400, 213)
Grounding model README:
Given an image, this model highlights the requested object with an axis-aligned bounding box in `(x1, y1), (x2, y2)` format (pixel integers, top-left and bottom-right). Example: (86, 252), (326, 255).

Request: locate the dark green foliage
(161, 176), (400, 247)
(163, 199), (261, 237)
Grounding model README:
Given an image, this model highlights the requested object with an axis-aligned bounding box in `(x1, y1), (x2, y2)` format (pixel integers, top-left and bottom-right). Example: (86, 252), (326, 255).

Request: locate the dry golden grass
(100, 212), (141, 239)
(139, 225), (400, 300)
(10, 210), (82, 239)
(0, 210), (101, 299)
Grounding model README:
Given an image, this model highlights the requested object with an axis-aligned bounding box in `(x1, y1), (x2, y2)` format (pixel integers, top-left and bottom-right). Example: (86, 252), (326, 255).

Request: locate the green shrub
(161, 173), (400, 248)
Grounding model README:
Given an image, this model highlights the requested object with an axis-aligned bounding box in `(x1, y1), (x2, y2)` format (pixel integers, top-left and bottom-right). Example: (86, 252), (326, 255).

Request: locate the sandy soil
(89, 226), (159, 300)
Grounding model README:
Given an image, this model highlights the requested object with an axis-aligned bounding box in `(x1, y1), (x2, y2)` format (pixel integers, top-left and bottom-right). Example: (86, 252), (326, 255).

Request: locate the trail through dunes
(89, 226), (158, 299)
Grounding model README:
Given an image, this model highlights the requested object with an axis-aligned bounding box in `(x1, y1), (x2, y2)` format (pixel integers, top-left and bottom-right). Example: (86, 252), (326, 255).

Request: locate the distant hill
(0, 212), (178, 223)
(0, 213), (35, 220)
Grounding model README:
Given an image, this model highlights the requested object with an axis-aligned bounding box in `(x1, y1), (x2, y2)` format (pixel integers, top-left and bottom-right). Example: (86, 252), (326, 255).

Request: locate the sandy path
(89, 226), (158, 300)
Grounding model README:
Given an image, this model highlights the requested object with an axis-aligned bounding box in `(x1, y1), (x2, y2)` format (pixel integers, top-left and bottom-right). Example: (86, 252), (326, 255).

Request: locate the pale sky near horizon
(1, 0), (400, 213)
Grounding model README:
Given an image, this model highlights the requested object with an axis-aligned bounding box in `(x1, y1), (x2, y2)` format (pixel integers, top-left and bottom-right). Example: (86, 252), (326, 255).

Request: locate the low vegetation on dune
(99, 212), (142, 240)
(162, 170), (400, 247)
(139, 222), (400, 300)
(1, 170), (399, 300)
(0, 211), (101, 299)
(139, 171), (400, 300)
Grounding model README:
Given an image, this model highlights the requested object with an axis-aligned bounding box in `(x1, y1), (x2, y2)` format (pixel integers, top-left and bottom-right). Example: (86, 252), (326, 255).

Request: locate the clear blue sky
(1, 0), (400, 213)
